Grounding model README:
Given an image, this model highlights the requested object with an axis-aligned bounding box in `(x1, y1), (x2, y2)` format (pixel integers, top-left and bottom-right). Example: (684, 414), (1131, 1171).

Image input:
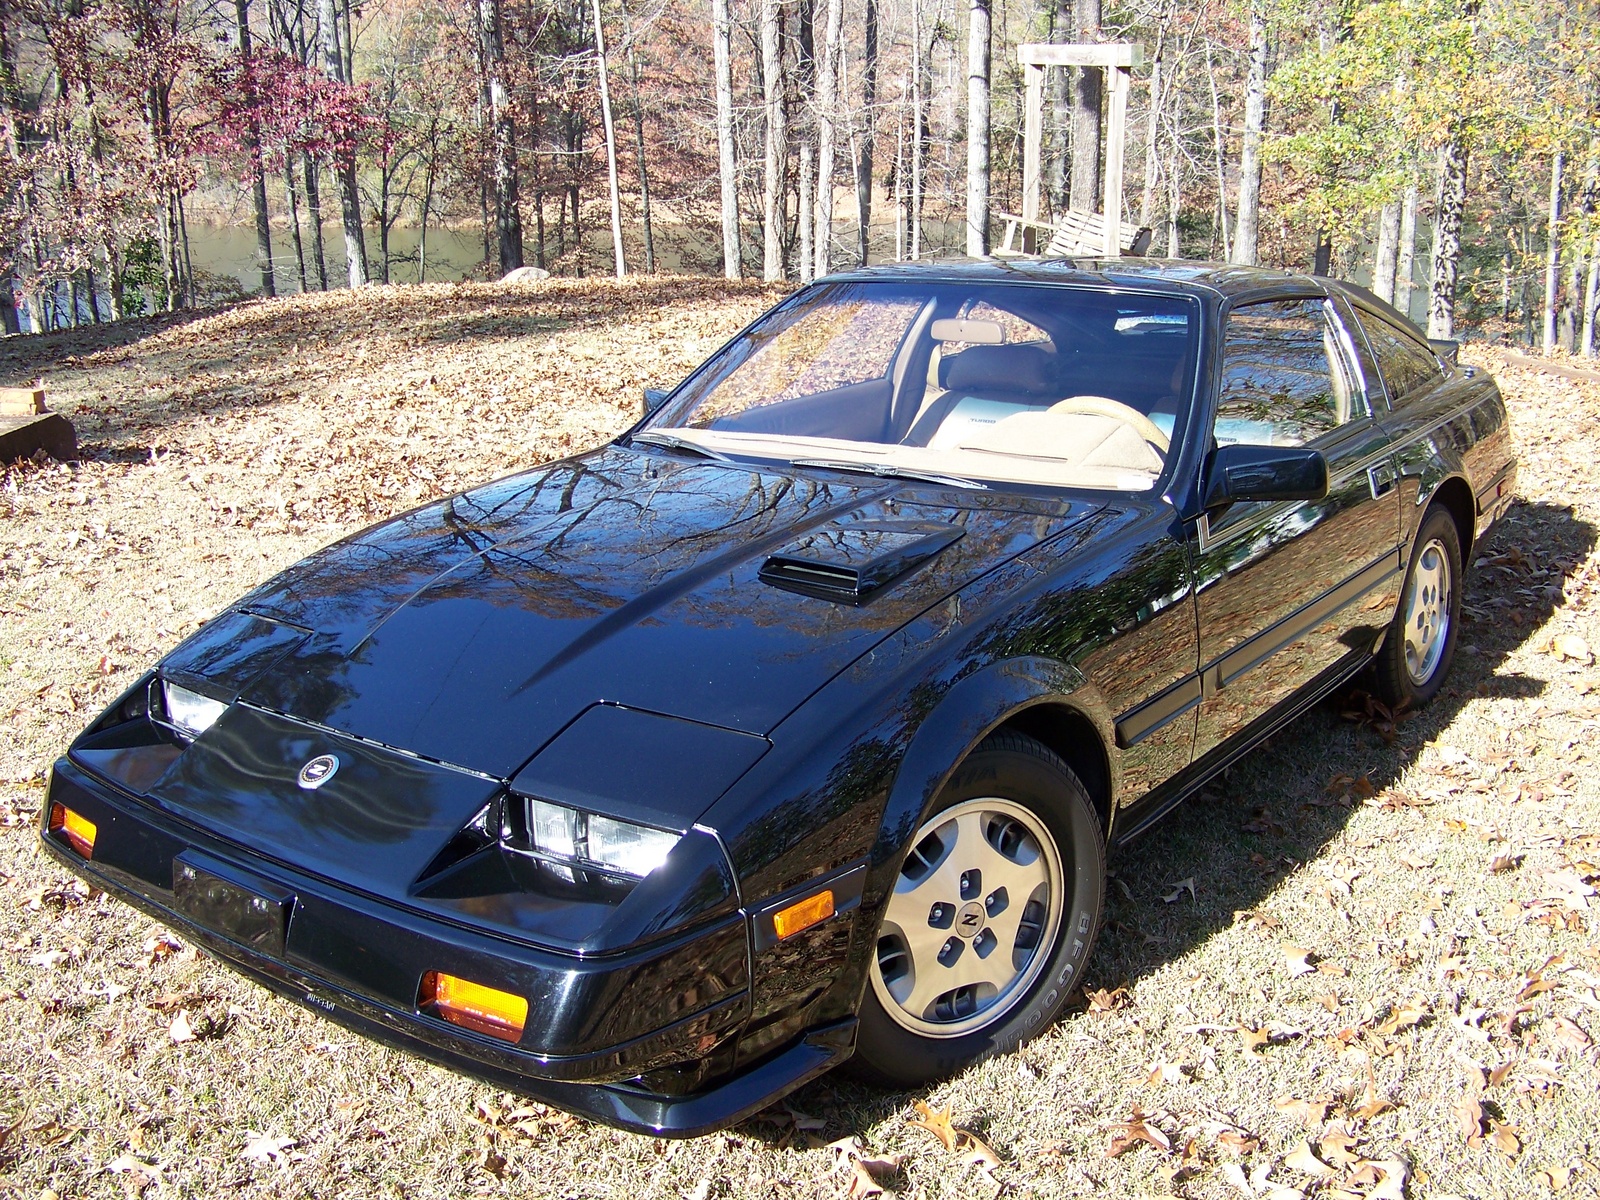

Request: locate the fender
(868, 653), (1114, 890)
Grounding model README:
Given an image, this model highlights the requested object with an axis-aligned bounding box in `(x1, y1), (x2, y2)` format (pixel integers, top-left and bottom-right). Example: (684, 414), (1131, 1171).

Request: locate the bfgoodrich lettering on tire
(852, 731), (1106, 1087)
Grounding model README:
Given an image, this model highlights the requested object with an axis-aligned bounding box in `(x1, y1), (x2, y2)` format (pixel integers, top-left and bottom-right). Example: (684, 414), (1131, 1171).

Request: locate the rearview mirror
(641, 387), (671, 419)
(1203, 444), (1329, 510)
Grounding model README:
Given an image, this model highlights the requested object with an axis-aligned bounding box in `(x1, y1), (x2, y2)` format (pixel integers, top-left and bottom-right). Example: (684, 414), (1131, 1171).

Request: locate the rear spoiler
(1429, 338), (1460, 367)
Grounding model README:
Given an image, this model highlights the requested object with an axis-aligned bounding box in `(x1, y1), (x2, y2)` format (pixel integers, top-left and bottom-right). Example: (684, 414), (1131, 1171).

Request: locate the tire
(852, 731), (1106, 1087)
(1374, 505), (1463, 709)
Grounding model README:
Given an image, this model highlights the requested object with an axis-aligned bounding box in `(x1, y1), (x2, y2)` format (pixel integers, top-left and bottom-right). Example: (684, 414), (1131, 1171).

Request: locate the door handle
(1368, 464), (1398, 499)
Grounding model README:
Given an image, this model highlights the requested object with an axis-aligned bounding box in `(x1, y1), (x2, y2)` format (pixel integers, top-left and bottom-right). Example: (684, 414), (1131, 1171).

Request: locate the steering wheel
(1047, 395), (1170, 453)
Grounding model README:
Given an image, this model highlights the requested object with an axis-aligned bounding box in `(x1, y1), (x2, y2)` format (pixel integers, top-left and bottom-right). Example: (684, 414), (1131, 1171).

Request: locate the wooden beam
(1018, 43), (1144, 69)
(1022, 61), (1044, 252)
(0, 384), (46, 417)
(1103, 65), (1132, 256)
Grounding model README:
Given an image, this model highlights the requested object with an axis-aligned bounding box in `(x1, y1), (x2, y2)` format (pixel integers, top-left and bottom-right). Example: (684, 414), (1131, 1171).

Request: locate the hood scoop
(759, 521), (965, 605)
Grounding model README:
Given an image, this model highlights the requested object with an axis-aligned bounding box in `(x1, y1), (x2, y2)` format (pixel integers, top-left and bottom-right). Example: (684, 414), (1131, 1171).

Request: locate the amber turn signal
(772, 889), (835, 940)
(49, 802), (96, 859)
(419, 970), (528, 1043)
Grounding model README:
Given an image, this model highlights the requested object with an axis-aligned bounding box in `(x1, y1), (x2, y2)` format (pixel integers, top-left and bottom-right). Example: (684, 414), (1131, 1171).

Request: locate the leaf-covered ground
(1, 280), (1597, 1200)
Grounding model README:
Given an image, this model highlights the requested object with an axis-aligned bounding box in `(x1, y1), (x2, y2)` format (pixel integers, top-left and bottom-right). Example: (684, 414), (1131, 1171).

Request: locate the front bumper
(41, 758), (855, 1136)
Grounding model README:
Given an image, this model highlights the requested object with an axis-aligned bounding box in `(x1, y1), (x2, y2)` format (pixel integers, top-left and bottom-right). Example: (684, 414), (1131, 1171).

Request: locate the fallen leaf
(1084, 985), (1131, 1013)
(1284, 1140), (1337, 1178)
(1551, 633), (1594, 663)
(1537, 1165), (1573, 1192)
(1272, 1095), (1332, 1129)
(1281, 943), (1316, 977)
(1216, 1128), (1259, 1156)
(1374, 1002), (1427, 1037)
(1104, 1107), (1170, 1157)
(908, 1100), (956, 1150)
(1490, 852), (1524, 874)
(1453, 1094), (1484, 1142)
(1239, 1025), (1271, 1054)
(240, 1130), (296, 1167)
(168, 1009), (196, 1044)
(957, 1128), (1002, 1173)
(1163, 878), (1196, 904)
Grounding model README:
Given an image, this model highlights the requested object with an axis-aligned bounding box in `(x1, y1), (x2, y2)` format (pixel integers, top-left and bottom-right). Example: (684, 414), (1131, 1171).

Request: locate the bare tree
(1428, 136), (1467, 338)
(618, 0), (654, 272)
(1544, 148), (1563, 353)
(591, 0), (626, 278)
(1231, 1), (1266, 265)
(813, 0), (842, 276)
(760, 0), (786, 281)
(1372, 201), (1400, 303)
(1067, 0), (1101, 213)
(1396, 175), (1418, 318)
(320, 0), (366, 286)
(855, 0), (878, 265)
(234, 0), (274, 295)
(713, 0), (741, 277)
(965, 0), (990, 256)
(478, 0), (521, 274)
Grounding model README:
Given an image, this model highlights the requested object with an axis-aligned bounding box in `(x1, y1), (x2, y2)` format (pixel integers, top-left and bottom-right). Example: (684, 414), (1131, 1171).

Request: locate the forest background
(0, 0), (1596, 354)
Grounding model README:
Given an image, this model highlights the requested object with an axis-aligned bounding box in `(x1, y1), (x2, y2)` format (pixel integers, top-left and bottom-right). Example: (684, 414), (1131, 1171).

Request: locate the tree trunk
(712, 0), (741, 277)
(284, 155), (307, 292)
(591, 0), (626, 278)
(1582, 248), (1598, 359)
(235, 0), (275, 296)
(1067, 0), (1101, 213)
(303, 151), (329, 289)
(1165, 146), (1180, 257)
(856, 0), (877, 265)
(910, 0), (923, 260)
(814, 0), (843, 276)
(798, 141), (814, 282)
(1544, 148), (1563, 354)
(1372, 200), (1400, 303)
(320, 0), (366, 286)
(1231, 2), (1266, 265)
(1428, 136), (1467, 339)
(1139, 49), (1161, 227)
(964, 0), (990, 257)
(619, 0), (654, 273)
(479, 0), (522, 274)
(1205, 44), (1228, 261)
(760, 0), (786, 281)
(1396, 175), (1418, 321)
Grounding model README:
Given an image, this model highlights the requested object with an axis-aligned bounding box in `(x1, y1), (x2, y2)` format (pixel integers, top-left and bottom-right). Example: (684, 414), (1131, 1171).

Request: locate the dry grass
(1, 284), (1597, 1200)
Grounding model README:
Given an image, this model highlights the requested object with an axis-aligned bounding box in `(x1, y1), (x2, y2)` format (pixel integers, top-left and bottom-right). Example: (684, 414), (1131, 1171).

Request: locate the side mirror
(1428, 338), (1460, 367)
(1203, 444), (1329, 510)
(641, 387), (671, 419)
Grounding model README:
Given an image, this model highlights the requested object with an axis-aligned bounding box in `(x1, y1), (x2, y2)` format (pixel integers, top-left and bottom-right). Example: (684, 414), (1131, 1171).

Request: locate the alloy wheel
(870, 797), (1063, 1038)
(1402, 535), (1453, 686)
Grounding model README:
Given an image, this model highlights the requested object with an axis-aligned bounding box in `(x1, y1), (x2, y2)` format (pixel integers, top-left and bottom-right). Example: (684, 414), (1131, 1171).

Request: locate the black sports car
(42, 260), (1516, 1135)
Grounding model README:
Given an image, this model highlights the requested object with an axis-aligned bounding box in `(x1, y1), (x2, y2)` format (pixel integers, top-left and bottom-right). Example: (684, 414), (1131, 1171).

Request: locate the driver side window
(1217, 299), (1364, 448)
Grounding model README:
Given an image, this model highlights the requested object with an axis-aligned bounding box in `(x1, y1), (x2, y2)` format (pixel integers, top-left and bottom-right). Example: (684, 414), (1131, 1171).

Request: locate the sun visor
(509, 705), (770, 833)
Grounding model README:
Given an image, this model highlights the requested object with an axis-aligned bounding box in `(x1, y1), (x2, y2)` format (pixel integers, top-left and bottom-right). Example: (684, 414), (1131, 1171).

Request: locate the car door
(1188, 296), (1403, 760)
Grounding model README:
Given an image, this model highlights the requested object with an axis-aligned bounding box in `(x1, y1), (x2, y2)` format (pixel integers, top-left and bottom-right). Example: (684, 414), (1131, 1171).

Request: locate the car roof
(823, 256), (1325, 301)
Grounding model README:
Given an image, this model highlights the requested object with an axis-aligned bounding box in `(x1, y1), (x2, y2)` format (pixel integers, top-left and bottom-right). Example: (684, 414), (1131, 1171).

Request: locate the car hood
(171, 445), (1097, 780)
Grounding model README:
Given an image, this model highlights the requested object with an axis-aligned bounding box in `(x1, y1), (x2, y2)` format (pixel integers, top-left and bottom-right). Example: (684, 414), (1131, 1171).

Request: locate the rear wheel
(1374, 506), (1463, 709)
(853, 732), (1105, 1087)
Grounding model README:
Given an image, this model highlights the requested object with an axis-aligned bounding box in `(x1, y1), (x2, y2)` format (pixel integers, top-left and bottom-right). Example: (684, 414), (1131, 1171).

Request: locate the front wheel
(1374, 506), (1463, 709)
(852, 731), (1105, 1087)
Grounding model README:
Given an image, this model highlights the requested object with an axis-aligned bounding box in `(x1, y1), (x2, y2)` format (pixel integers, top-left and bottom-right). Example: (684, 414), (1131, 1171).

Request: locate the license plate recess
(172, 851), (295, 958)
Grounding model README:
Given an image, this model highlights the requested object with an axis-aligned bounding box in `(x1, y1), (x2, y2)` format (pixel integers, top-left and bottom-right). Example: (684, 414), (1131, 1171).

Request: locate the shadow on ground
(748, 495), (1594, 1140)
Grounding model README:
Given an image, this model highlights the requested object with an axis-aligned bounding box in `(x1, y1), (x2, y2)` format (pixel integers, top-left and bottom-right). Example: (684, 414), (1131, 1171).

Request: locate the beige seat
(955, 410), (1164, 476)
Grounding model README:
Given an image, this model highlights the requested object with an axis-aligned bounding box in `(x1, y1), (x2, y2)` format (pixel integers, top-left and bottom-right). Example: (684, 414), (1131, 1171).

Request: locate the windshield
(643, 280), (1199, 493)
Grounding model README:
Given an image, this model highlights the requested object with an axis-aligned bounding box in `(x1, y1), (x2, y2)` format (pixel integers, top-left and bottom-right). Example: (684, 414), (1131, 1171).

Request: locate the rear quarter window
(1353, 309), (1443, 405)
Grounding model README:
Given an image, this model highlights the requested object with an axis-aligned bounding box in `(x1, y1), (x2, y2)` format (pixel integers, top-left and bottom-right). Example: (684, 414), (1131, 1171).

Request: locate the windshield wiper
(791, 458), (988, 491)
(631, 431), (732, 462)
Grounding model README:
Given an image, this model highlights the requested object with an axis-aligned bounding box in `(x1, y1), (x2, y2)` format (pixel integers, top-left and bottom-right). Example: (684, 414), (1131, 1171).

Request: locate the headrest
(939, 344), (1056, 397)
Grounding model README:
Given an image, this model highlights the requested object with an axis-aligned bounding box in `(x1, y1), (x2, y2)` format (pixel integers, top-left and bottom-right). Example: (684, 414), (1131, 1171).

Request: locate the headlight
(159, 680), (228, 741)
(526, 798), (678, 878)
